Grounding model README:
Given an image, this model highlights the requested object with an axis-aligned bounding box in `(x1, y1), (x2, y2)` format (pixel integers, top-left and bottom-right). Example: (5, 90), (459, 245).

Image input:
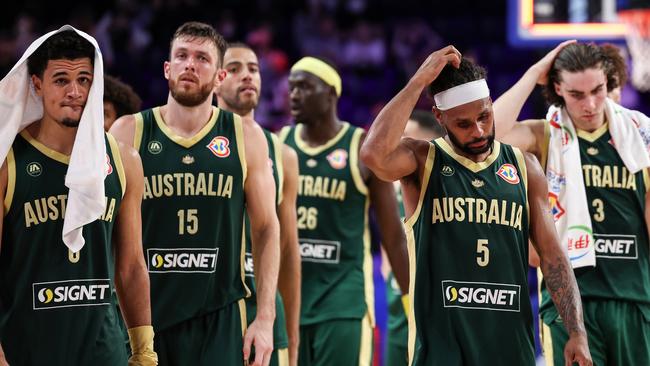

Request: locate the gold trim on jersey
(404, 143), (436, 229)
(435, 137), (502, 173)
(293, 122), (350, 156)
(276, 348), (289, 366)
(152, 106), (219, 148)
(238, 298), (248, 337)
(240, 223), (251, 298)
(406, 227), (417, 366)
(541, 120), (550, 171)
(513, 147), (529, 225)
(542, 322), (554, 366)
(278, 125), (291, 143)
(350, 128), (369, 196)
(643, 168), (650, 193)
(576, 122), (608, 142)
(271, 132), (285, 205)
(107, 133), (127, 198)
(4, 148), (16, 214)
(358, 312), (373, 366)
(362, 199), (375, 326)
(20, 130), (70, 165)
(134, 112), (144, 151)
(233, 114), (247, 185)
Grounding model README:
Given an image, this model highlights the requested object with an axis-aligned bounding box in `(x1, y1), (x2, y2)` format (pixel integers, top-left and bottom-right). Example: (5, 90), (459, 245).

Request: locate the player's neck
(219, 100), (254, 120)
(26, 117), (77, 156)
(162, 95), (214, 138)
(570, 110), (606, 133)
(301, 112), (341, 147)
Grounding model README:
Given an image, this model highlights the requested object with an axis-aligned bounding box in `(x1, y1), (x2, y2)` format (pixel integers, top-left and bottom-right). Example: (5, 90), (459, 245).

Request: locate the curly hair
(600, 43), (628, 90)
(104, 75), (142, 118)
(27, 30), (94, 78)
(543, 43), (615, 106)
(427, 58), (487, 101)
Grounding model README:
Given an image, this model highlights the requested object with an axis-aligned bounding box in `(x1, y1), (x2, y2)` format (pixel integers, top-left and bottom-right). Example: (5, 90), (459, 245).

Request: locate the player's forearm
(115, 257), (152, 328)
(381, 231), (409, 294)
(540, 254), (586, 336)
(252, 222), (280, 321)
(493, 67), (539, 139)
(360, 79), (423, 169)
(278, 241), (300, 359)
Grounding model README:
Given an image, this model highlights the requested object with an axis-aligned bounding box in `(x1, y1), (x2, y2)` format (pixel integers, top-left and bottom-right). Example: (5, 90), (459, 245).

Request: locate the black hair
(104, 75), (142, 118)
(171, 21), (228, 67)
(27, 30), (95, 78)
(543, 43), (613, 106)
(409, 109), (445, 137)
(427, 58), (487, 100)
(227, 42), (253, 51)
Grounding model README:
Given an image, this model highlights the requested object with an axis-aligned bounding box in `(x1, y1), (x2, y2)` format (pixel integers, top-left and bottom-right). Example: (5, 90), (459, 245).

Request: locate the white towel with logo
(0, 25), (106, 253)
(545, 98), (650, 268)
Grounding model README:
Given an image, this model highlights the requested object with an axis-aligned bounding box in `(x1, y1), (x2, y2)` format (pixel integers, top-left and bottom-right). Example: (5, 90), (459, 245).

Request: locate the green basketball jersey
(540, 123), (650, 319)
(407, 139), (534, 365)
(0, 131), (126, 365)
(135, 106), (247, 331)
(243, 128), (289, 348)
(280, 122), (373, 325)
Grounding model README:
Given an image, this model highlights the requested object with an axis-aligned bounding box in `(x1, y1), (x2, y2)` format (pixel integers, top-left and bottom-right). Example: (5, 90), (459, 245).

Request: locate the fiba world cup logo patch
(207, 136), (230, 158)
(326, 149), (348, 169)
(548, 192), (565, 221)
(105, 154), (113, 175)
(496, 164), (519, 184)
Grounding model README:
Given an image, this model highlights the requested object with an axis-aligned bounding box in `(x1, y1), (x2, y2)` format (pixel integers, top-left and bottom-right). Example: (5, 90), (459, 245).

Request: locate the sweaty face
(288, 71), (333, 124)
(32, 58), (94, 128)
(165, 37), (219, 107)
(554, 67), (607, 131)
(438, 98), (495, 157)
(217, 47), (261, 114)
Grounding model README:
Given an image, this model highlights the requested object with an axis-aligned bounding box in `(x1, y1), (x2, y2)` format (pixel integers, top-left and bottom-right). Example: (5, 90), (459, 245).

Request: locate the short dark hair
(171, 22), (228, 67)
(427, 58), (487, 100)
(27, 30), (95, 78)
(104, 75), (142, 118)
(600, 43), (628, 90)
(543, 43), (614, 106)
(227, 42), (253, 51)
(409, 110), (445, 137)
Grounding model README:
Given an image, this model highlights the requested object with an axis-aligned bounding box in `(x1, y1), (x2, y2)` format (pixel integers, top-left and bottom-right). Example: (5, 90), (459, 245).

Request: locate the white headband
(434, 79), (490, 111)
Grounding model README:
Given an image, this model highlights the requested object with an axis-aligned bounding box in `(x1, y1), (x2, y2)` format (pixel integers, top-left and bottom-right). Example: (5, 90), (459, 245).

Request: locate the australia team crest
(207, 136), (230, 158)
(496, 163), (519, 184)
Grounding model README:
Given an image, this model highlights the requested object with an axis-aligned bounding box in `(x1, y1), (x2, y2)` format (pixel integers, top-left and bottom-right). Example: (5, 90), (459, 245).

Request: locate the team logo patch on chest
(326, 149), (348, 169)
(496, 164), (520, 184)
(26, 162), (42, 177)
(105, 154), (113, 175)
(148, 140), (163, 155)
(207, 136), (231, 158)
(548, 192), (565, 220)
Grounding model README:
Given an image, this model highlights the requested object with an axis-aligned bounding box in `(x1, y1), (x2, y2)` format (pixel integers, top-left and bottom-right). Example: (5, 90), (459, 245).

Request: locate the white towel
(545, 98), (650, 268)
(0, 25), (106, 253)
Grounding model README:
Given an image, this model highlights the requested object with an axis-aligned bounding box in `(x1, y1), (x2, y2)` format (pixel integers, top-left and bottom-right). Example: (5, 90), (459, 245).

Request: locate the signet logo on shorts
(33, 279), (111, 310)
(441, 280), (521, 312)
(147, 248), (219, 273)
(207, 136), (230, 158)
(300, 239), (341, 264)
(26, 162), (42, 177)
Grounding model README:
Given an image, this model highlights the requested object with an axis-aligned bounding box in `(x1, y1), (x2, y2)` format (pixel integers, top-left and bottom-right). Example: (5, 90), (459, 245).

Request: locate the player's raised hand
(243, 316), (274, 366)
(410, 45), (462, 88)
(531, 39), (576, 85)
(564, 333), (592, 366)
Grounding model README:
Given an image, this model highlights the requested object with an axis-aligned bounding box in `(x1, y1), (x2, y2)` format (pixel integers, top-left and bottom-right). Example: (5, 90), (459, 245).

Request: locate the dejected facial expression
(288, 70), (333, 124)
(217, 47), (261, 115)
(165, 37), (220, 107)
(435, 98), (495, 158)
(32, 58), (94, 128)
(554, 67), (607, 131)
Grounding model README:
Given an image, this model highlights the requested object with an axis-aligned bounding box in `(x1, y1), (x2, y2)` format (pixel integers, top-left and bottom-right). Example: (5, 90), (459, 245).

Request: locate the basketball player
(382, 110), (443, 366)
(494, 41), (650, 365)
(110, 22), (280, 366)
(103, 75), (142, 131)
(216, 43), (301, 366)
(360, 46), (591, 365)
(0, 30), (155, 365)
(280, 56), (409, 366)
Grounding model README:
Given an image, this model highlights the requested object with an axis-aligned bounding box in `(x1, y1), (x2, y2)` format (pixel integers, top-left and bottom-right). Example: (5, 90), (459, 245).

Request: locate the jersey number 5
(476, 239), (489, 267)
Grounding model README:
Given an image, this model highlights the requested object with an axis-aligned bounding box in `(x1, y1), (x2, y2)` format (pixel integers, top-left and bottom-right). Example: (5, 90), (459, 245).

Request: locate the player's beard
(61, 118), (80, 128)
(169, 76), (215, 107)
(446, 124), (495, 156)
(220, 89), (258, 115)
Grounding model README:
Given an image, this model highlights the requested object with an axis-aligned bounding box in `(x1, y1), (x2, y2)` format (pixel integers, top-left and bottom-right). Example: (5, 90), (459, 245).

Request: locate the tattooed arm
(524, 152), (592, 366)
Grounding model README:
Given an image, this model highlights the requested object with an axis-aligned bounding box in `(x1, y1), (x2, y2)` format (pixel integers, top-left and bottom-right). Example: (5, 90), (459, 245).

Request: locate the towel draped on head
(0, 25), (107, 253)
